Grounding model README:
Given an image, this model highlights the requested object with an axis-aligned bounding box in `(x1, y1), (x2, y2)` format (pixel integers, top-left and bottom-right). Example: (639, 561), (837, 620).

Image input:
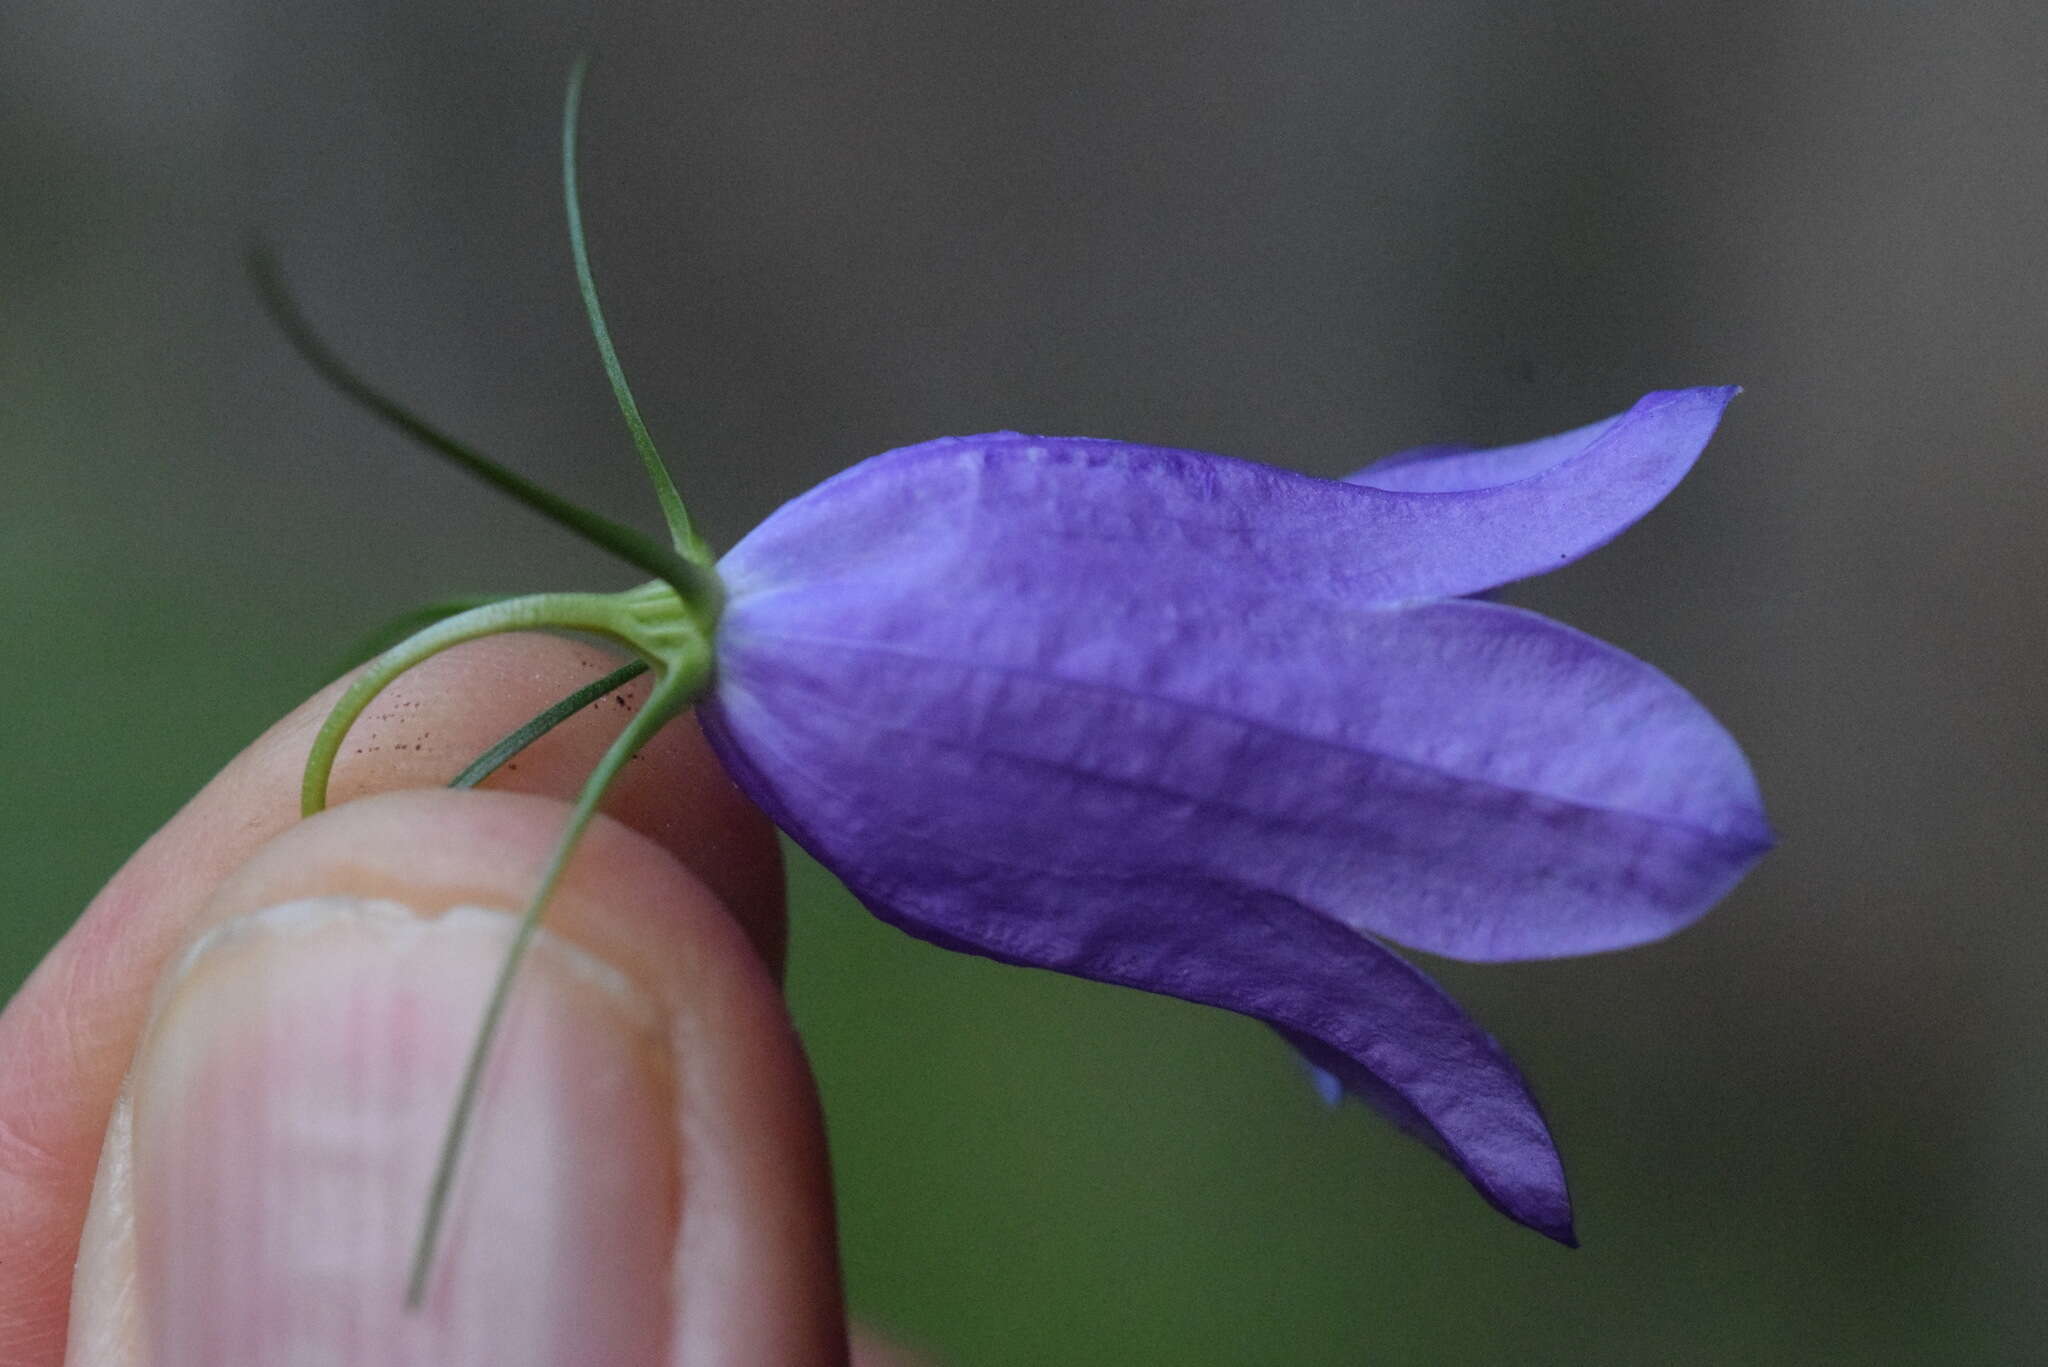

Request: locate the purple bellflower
(282, 79), (1769, 1286)
(697, 387), (1771, 1244)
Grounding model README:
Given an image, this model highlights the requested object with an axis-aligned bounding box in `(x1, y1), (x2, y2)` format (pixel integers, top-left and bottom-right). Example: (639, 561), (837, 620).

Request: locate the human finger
(64, 787), (841, 1366)
(0, 632), (783, 1364)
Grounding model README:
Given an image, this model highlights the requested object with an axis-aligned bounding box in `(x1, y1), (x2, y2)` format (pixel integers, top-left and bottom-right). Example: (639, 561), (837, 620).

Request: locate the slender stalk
(303, 587), (692, 816)
(248, 247), (723, 617)
(448, 658), (650, 789)
(335, 595), (513, 674)
(306, 596), (591, 816)
(562, 58), (705, 562)
(406, 666), (698, 1305)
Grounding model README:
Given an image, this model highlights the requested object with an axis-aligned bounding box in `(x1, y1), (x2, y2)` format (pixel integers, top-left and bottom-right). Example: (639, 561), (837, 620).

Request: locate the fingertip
(72, 789), (841, 1367)
(8, 632), (793, 1363)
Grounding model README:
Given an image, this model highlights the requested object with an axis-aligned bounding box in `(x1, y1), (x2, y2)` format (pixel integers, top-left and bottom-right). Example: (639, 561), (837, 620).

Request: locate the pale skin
(0, 632), (922, 1366)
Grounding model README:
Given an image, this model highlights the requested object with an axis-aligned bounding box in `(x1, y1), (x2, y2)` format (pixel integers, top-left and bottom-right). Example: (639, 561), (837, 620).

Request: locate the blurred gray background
(5, 1), (2043, 1362)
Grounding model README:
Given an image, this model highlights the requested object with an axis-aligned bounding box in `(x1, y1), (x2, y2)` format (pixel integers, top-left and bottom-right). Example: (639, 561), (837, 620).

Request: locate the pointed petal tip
(1741, 809), (1780, 858)
(1331, 384), (1747, 594)
(1644, 383), (1741, 417)
(1483, 1175), (1578, 1248)
(1707, 797), (1778, 876)
(1469, 1159), (1575, 1244)
(1296, 1040), (1578, 1245)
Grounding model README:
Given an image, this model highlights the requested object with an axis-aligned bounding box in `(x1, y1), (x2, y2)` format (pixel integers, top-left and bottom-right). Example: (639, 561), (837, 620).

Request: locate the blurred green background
(5, 1), (2042, 1362)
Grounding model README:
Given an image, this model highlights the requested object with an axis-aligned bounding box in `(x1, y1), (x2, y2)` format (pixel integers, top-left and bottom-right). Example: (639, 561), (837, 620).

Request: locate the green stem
(406, 664), (699, 1306)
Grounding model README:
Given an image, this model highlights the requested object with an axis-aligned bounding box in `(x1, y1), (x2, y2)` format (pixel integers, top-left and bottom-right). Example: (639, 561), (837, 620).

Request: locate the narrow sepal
(334, 596), (512, 674)
(448, 659), (650, 790)
(561, 58), (704, 560)
(248, 247), (721, 612)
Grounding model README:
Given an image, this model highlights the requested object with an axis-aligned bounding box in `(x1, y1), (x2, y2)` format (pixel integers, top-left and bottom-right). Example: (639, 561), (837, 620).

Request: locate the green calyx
(299, 577), (718, 819)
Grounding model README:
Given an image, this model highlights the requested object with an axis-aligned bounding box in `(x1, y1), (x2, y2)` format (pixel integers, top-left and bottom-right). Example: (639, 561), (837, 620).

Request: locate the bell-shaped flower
(697, 388), (1772, 1244)
(275, 85), (1770, 1272)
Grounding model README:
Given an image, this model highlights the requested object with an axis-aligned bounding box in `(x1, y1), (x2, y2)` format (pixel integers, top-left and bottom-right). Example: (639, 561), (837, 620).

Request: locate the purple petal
(725, 391), (1733, 608)
(710, 485), (1770, 962)
(1275, 1020), (1575, 1245)
(718, 716), (1580, 1240)
(1350, 414), (1625, 493)
(1346, 387), (1739, 583)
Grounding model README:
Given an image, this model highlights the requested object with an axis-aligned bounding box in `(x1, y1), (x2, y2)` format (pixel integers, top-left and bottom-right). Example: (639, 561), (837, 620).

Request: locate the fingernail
(131, 897), (677, 1367)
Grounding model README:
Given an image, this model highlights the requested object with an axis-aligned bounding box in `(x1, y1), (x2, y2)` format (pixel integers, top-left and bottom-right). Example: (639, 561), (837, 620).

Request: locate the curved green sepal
(247, 247), (725, 618)
(448, 657), (651, 790)
(334, 595), (515, 675)
(303, 580), (714, 818)
(563, 57), (708, 563)
(406, 663), (699, 1305)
